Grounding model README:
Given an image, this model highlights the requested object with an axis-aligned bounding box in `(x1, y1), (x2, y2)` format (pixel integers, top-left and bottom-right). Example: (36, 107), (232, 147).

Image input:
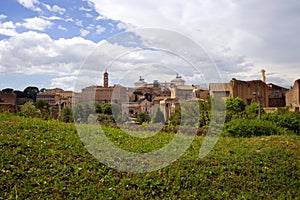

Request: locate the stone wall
(0, 92), (17, 113)
(286, 79), (300, 108)
(0, 92), (17, 105)
(230, 79), (269, 106)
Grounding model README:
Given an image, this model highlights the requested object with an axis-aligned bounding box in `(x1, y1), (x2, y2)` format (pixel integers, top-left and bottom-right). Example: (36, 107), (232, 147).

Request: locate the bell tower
(103, 71), (108, 88)
(261, 69), (266, 83)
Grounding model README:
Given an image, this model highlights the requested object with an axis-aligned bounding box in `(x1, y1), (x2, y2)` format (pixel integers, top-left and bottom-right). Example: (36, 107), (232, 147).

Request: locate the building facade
(267, 83), (288, 107)
(286, 79), (300, 110)
(209, 78), (269, 106)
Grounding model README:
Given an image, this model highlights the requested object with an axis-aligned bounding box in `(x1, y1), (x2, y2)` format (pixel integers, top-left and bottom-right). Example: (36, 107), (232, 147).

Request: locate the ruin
(286, 79), (300, 111)
(0, 92), (17, 113)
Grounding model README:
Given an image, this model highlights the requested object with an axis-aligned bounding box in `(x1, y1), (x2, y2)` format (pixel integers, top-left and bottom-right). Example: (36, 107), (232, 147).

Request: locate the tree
(181, 101), (200, 126)
(35, 100), (49, 110)
(72, 101), (100, 123)
(169, 107), (181, 126)
(14, 90), (26, 98)
(2, 88), (13, 93)
(199, 100), (211, 127)
(60, 107), (74, 123)
(94, 101), (102, 114)
(73, 103), (92, 123)
(246, 102), (265, 119)
(35, 100), (50, 119)
(40, 88), (46, 93)
(101, 102), (120, 115)
(23, 86), (39, 102)
(101, 103), (112, 115)
(152, 108), (165, 123)
(136, 112), (151, 124)
(225, 97), (246, 122)
(20, 102), (41, 118)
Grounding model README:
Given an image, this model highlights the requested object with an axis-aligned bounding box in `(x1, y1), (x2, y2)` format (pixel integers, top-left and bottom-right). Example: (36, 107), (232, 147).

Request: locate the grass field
(0, 113), (299, 199)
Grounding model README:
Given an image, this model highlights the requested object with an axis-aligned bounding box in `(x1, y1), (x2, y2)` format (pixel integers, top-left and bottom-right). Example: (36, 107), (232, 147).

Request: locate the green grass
(0, 113), (299, 199)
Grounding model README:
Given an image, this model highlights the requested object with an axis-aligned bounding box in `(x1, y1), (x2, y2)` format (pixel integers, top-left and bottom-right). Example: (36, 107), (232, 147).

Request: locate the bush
(223, 119), (288, 137)
(136, 112), (151, 124)
(246, 102), (264, 119)
(73, 102), (99, 123)
(101, 102), (120, 115)
(60, 107), (74, 123)
(225, 97), (246, 122)
(262, 111), (300, 134)
(19, 102), (41, 118)
(169, 107), (181, 126)
(97, 114), (117, 127)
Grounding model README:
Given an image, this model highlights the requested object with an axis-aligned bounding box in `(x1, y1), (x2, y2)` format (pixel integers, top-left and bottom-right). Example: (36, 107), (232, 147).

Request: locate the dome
(171, 74), (185, 86)
(134, 76), (146, 88)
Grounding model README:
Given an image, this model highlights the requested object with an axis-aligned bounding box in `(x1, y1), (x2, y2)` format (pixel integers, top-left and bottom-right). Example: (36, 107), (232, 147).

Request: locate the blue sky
(0, 0), (300, 91)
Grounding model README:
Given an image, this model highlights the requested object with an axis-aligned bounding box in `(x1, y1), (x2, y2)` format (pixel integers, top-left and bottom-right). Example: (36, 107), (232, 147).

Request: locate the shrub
(223, 119), (288, 137)
(225, 97), (246, 122)
(35, 100), (51, 119)
(60, 107), (74, 123)
(35, 100), (49, 110)
(19, 102), (41, 118)
(246, 102), (265, 119)
(73, 102), (99, 123)
(101, 102), (120, 115)
(87, 114), (97, 124)
(262, 111), (300, 134)
(97, 113), (117, 127)
(169, 107), (181, 126)
(136, 112), (151, 124)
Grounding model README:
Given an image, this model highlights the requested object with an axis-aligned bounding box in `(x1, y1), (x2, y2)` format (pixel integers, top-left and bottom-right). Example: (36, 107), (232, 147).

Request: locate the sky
(0, 0), (299, 91)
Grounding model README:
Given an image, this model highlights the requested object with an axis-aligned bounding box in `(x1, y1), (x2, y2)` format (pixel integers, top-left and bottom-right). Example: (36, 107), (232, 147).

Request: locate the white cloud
(51, 75), (100, 91)
(43, 4), (66, 14)
(0, 21), (18, 36)
(0, 31), (96, 77)
(52, 5), (66, 15)
(51, 76), (77, 91)
(42, 16), (64, 21)
(72, 29), (223, 90)
(85, 13), (93, 18)
(96, 15), (105, 20)
(87, 24), (94, 30)
(0, 21), (16, 30)
(95, 25), (105, 34)
(117, 22), (136, 30)
(17, 0), (42, 12)
(87, 0), (300, 86)
(58, 25), (67, 31)
(75, 20), (83, 27)
(79, 6), (92, 12)
(17, 17), (52, 31)
(80, 29), (90, 37)
(0, 14), (7, 20)
(66, 18), (74, 22)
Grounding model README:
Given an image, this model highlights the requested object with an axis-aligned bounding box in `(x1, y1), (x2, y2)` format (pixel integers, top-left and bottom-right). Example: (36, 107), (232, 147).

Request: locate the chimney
(261, 69), (266, 83)
(103, 71), (108, 88)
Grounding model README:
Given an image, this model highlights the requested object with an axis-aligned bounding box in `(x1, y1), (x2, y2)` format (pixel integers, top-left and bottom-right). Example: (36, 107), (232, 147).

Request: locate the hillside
(0, 113), (299, 199)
